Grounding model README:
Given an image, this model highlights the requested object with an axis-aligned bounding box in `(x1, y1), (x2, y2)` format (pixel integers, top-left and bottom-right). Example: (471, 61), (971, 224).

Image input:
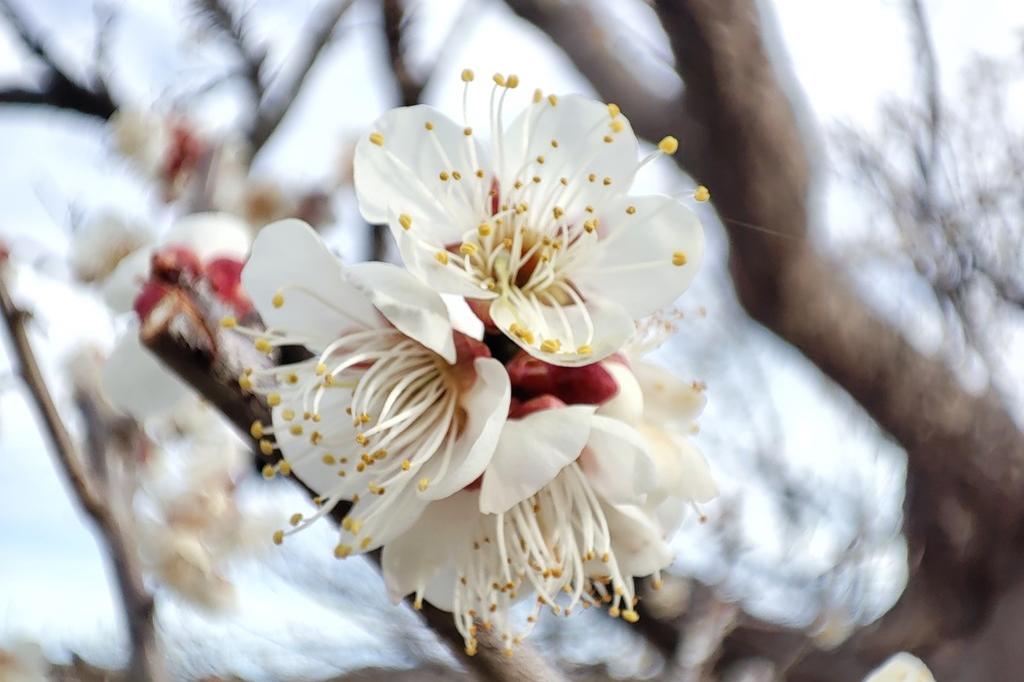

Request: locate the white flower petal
(641, 424), (717, 504)
(863, 653), (934, 682)
(381, 491), (478, 605)
(273, 394), (362, 500)
(489, 294), (635, 367)
(479, 405), (594, 514)
(580, 415), (655, 505)
(346, 261), (456, 363)
(388, 207), (497, 299)
(347, 482), (430, 552)
(595, 359), (644, 423)
(241, 219), (380, 348)
(603, 502), (674, 577)
(101, 248), (152, 313)
(443, 293), (485, 340)
(498, 94), (638, 218)
(418, 357), (510, 500)
(575, 195), (704, 319)
(633, 360), (707, 425)
(163, 212), (251, 262)
(102, 331), (191, 419)
(354, 105), (488, 227)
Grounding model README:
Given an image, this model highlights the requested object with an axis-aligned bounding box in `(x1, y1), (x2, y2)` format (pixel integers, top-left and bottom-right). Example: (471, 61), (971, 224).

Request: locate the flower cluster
(234, 71), (715, 655)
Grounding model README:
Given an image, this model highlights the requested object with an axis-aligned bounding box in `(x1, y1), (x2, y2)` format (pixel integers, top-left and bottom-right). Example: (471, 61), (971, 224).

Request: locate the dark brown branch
(0, 0), (116, 119)
(139, 282), (567, 682)
(250, 0), (356, 154)
(0, 274), (165, 681)
(382, 0), (423, 107)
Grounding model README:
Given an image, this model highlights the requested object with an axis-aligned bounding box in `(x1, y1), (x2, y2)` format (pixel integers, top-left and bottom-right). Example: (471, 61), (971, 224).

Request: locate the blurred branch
(382, 0), (423, 106)
(139, 279), (568, 682)
(250, 0), (356, 154)
(508, 0), (1024, 678)
(194, 0), (266, 103)
(0, 272), (165, 681)
(0, 0), (116, 118)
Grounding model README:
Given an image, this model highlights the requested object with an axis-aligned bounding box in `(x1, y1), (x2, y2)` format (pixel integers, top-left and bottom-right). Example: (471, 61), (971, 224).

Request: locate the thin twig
(0, 0), (116, 118)
(194, 0), (265, 103)
(0, 273), (166, 681)
(250, 0), (357, 154)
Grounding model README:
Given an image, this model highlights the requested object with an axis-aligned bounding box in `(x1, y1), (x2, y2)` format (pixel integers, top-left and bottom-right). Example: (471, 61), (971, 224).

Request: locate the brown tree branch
(0, 274), (165, 681)
(0, 0), (116, 119)
(382, 0), (423, 107)
(505, 0), (1024, 679)
(138, 282), (568, 682)
(250, 0), (356, 154)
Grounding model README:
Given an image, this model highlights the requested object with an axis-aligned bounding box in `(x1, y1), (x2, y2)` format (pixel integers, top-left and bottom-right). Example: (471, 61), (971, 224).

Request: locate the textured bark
(504, 0), (1024, 679)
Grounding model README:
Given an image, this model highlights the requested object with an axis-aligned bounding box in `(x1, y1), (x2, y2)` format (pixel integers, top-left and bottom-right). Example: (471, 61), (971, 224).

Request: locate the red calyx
(205, 257), (252, 317)
(505, 351), (619, 406)
(151, 245), (202, 283)
(133, 280), (170, 320)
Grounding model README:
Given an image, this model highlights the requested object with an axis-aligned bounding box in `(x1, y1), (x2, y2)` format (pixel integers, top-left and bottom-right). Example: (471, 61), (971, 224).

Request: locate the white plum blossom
(354, 71), (706, 367)
(234, 219), (511, 555)
(383, 405), (672, 655)
(70, 212), (153, 284)
(599, 358), (717, 531)
(863, 653), (935, 682)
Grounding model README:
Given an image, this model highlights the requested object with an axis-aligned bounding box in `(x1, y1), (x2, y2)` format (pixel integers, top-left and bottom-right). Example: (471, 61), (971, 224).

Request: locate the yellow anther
(238, 375), (253, 391)
(532, 176), (541, 184)
(310, 431), (323, 445)
(289, 513), (303, 526)
(607, 102), (621, 117)
(503, 648), (513, 657)
(334, 543), (352, 559)
(220, 315), (237, 329)
(602, 176), (612, 186)
(401, 459), (411, 471)
(369, 132), (384, 146)
(322, 454), (336, 465)
(532, 88), (542, 103)
(547, 94), (558, 106)
(360, 536), (372, 550)
(262, 464), (275, 480)
(550, 139), (559, 148)
(461, 68), (474, 82)
(540, 339), (561, 353)
(463, 126), (473, 136)
(341, 516), (352, 531)
(626, 205), (636, 215)
(267, 392), (281, 407)
(272, 530), (284, 545)
(552, 207), (564, 219)
(259, 439), (274, 456)
(588, 173), (597, 182)
(610, 120), (625, 133)
(492, 73), (505, 86)
(475, 169), (484, 178)
(278, 460), (292, 476)
(513, 180), (523, 190)
(694, 185), (711, 202)
(254, 338), (272, 353)
(478, 223), (492, 237)
(536, 155), (545, 164)
(424, 121), (434, 131)
(658, 135), (679, 154)
(418, 478), (430, 492)
(355, 433), (370, 446)
(452, 171), (462, 180)
(608, 606), (621, 618)
(506, 74), (519, 88)
(465, 642), (478, 657)
(282, 408), (295, 421)
(435, 251), (450, 265)
(622, 610), (640, 623)
(286, 372), (298, 385)
(358, 412), (371, 424)
(672, 251), (688, 266)
(603, 135), (614, 143)
(399, 213), (412, 230)
(577, 344), (593, 356)
(289, 424), (303, 436)
(459, 243), (477, 255)
(439, 171), (449, 181)
(250, 420), (264, 439)
(356, 462), (366, 472)
(559, 177), (568, 186)
(583, 220), (596, 233)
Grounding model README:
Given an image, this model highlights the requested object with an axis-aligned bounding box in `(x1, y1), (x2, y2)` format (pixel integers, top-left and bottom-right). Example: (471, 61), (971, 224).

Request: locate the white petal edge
(580, 415), (656, 505)
(479, 405), (595, 514)
(102, 330), (191, 419)
(163, 211), (252, 262)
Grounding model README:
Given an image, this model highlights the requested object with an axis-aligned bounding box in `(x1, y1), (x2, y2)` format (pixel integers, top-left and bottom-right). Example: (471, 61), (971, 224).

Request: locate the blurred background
(0, 0), (1022, 680)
